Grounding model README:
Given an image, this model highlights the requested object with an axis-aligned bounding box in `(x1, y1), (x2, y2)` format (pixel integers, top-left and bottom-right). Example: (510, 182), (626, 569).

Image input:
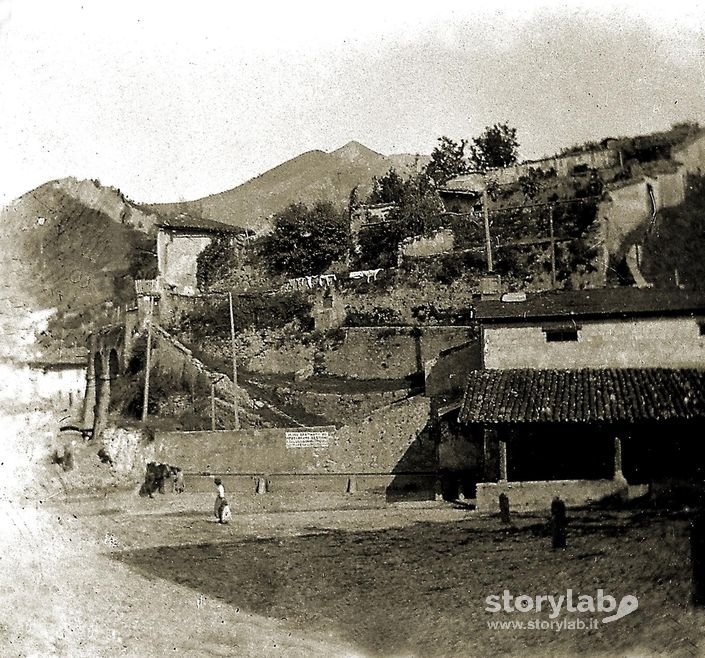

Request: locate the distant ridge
(143, 142), (429, 233)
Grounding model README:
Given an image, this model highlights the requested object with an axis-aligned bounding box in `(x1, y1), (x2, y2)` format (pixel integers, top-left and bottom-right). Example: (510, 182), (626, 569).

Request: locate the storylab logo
(485, 589), (639, 631)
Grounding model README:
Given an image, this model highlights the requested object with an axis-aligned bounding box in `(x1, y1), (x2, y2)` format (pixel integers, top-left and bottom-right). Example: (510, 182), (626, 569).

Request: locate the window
(544, 329), (579, 342)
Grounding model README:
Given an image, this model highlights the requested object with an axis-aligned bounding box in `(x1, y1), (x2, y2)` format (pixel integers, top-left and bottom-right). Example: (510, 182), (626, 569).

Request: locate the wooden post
(483, 187), (494, 272)
(228, 292), (240, 430)
(141, 296), (154, 423)
(499, 438), (508, 482)
(551, 497), (567, 549)
(499, 492), (511, 524)
(549, 204), (556, 288)
(210, 381), (216, 431)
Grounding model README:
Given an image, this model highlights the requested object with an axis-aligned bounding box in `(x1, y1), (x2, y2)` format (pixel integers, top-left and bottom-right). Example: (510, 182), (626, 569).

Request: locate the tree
(389, 170), (444, 236)
(368, 168), (406, 204)
(262, 201), (350, 277)
(356, 170), (445, 268)
(470, 123), (519, 171)
(425, 136), (471, 186)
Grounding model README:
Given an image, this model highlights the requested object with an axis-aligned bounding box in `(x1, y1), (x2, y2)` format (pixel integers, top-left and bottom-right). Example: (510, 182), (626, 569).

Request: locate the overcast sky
(1, 0), (704, 207)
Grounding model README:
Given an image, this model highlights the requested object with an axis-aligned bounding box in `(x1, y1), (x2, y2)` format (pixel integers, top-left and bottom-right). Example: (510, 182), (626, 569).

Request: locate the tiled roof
(473, 288), (705, 323)
(157, 215), (244, 234)
(459, 368), (705, 424)
(440, 173), (486, 194)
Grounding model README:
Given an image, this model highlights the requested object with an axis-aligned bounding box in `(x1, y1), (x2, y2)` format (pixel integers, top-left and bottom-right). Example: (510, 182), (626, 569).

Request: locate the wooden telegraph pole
(228, 291), (240, 430)
(549, 204), (557, 288)
(210, 380), (216, 431)
(141, 295), (154, 423)
(482, 187), (494, 272)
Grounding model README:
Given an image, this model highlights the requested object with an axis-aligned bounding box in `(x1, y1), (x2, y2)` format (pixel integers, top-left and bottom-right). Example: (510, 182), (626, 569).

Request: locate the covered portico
(458, 368), (705, 511)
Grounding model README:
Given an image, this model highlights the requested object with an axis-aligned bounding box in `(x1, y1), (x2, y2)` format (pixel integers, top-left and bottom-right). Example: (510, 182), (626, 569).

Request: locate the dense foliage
(425, 137), (472, 186)
(261, 201), (350, 277)
(470, 123), (520, 171)
(180, 291), (313, 341)
(196, 234), (239, 290)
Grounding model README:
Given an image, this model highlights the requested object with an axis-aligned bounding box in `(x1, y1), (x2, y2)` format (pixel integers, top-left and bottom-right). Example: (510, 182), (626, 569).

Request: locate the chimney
(480, 274), (502, 300)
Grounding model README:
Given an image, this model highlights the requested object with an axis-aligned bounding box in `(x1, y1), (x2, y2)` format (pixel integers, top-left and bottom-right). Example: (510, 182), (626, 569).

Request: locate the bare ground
(3, 402), (705, 657)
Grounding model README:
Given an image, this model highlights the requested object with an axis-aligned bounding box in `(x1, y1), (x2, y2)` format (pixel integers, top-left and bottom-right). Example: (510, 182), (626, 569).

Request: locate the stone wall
(671, 132), (705, 176)
(648, 169), (686, 209)
(425, 340), (482, 398)
(277, 386), (415, 426)
(482, 316), (705, 369)
(324, 326), (476, 379)
(599, 180), (652, 256)
(157, 292), (211, 329)
(399, 228), (455, 260)
(150, 325), (251, 408)
(154, 395), (435, 477)
(490, 149), (620, 185)
(475, 478), (628, 512)
(599, 171), (686, 260)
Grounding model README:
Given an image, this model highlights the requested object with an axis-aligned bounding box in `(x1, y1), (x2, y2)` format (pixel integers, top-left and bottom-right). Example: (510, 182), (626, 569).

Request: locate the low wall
(154, 395), (435, 477)
(476, 479), (628, 513)
(176, 472), (437, 497)
(490, 149), (619, 185)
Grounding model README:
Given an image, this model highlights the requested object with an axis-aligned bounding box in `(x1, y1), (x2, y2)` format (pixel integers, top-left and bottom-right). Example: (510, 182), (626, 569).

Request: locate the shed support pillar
(499, 437), (508, 483)
(614, 436), (627, 484)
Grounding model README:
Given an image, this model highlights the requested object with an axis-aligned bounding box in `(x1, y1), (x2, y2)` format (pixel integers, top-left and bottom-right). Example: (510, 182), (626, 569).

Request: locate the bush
(181, 291), (313, 341)
(196, 234), (241, 290)
(345, 306), (404, 327)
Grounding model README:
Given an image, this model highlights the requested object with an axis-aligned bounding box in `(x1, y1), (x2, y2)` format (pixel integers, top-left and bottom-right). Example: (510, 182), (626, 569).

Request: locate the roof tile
(459, 368), (705, 424)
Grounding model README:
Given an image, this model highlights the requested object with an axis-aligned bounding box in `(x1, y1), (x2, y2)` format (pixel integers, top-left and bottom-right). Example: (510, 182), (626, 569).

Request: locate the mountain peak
(331, 140), (383, 162)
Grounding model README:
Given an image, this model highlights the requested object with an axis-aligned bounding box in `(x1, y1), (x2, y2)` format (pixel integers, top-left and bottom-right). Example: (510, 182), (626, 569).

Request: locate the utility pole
(228, 291), (240, 430)
(141, 295), (154, 423)
(210, 380), (216, 431)
(549, 204), (557, 288)
(482, 187), (494, 272)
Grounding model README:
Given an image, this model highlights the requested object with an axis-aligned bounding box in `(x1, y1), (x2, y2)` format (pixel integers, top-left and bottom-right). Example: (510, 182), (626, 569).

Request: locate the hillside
(0, 179), (157, 356)
(144, 142), (428, 232)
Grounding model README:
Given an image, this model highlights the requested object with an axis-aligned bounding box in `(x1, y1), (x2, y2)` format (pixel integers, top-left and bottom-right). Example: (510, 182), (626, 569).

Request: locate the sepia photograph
(1, 1), (705, 655)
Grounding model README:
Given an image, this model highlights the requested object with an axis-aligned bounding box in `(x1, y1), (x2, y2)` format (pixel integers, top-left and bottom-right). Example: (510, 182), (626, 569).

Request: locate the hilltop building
(156, 215), (247, 295)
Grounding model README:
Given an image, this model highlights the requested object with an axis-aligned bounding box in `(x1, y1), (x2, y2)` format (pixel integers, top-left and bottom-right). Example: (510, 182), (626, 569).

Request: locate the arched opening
(109, 348), (120, 378)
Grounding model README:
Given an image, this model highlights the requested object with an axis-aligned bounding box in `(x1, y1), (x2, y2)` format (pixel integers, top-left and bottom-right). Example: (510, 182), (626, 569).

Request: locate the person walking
(213, 478), (225, 519)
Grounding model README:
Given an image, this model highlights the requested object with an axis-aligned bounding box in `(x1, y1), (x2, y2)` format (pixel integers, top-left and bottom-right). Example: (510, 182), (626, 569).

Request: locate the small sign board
(285, 430), (330, 449)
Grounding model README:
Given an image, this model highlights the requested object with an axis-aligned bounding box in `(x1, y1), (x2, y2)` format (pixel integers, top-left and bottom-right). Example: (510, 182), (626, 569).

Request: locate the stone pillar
(614, 436), (627, 483)
(93, 372), (111, 440)
(81, 353), (96, 429)
(483, 432), (490, 479)
(499, 437), (508, 482)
